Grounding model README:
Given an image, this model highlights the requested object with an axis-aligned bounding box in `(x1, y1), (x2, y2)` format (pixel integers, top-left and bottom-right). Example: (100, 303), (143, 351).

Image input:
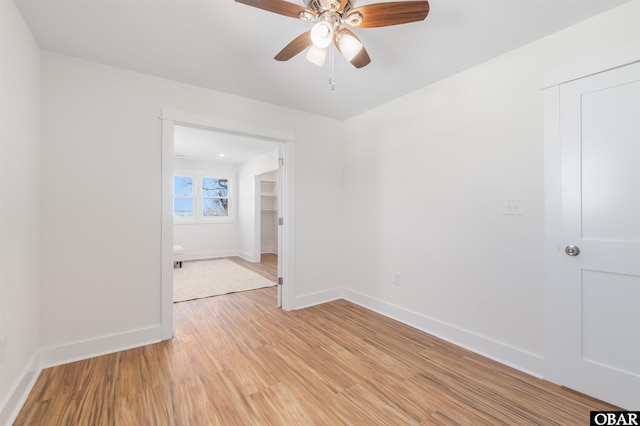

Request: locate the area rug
(174, 258), (275, 302)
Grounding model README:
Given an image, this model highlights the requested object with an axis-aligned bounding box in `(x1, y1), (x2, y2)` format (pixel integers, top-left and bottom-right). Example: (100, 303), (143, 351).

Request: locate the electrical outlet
(0, 335), (7, 363)
(394, 273), (401, 287)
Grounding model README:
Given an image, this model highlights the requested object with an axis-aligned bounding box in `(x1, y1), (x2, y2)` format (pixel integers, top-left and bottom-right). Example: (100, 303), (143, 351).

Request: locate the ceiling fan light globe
(299, 11), (314, 21)
(345, 12), (362, 26)
(310, 21), (333, 48)
(305, 45), (327, 66)
(338, 32), (363, 61)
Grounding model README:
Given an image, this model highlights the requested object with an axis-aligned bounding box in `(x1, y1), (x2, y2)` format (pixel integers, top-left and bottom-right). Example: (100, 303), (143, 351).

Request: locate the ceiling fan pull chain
(329, 44), (335, 90)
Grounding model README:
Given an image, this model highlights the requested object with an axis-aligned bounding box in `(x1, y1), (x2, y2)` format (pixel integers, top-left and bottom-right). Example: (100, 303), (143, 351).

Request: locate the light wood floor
(15, 286), (617, 425)
(227, 253), (278, 283)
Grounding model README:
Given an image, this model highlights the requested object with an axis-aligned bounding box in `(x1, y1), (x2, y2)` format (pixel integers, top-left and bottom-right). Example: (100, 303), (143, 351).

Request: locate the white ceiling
(174, 124), (279, 163)
(16, 0), (629, 121)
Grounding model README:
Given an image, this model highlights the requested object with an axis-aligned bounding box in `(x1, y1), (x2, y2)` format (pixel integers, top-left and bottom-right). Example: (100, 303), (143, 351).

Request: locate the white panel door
(557, 61), (640, 409)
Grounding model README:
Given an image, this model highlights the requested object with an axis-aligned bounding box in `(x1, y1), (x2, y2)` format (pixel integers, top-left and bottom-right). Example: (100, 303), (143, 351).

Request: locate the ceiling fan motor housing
(302, 0), (360, 35)
(305, 0), (354, 14)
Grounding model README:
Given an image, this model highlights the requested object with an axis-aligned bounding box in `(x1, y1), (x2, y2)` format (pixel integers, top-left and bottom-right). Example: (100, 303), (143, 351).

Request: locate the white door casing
(545, 61), (640, 410)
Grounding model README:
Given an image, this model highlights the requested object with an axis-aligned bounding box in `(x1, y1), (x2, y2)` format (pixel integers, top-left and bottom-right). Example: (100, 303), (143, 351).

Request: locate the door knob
(565, 245), (580, 256)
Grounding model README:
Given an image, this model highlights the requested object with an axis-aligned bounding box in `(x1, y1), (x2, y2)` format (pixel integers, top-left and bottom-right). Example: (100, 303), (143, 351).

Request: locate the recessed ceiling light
(219, 153), (225, 157)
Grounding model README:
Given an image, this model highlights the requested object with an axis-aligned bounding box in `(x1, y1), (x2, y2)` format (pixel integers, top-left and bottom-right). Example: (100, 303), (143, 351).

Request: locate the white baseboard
(39, 326), (162, 369)
(292, 288), (344, 310)
(342, 288), (546, 378)
(183, 250), (238, 261)
(0, 353), (40, 426)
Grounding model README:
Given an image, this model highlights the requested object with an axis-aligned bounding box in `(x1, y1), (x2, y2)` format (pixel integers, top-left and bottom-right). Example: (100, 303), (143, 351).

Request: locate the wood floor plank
(14, 286), (619, 425)
(226, 253), (278, 283)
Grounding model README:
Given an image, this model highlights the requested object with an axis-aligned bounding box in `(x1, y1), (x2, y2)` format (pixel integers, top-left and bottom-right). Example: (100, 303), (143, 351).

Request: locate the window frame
(173, 175), (194, 218)
(201, 176), (230, 218)
(173, 171), (234, 224)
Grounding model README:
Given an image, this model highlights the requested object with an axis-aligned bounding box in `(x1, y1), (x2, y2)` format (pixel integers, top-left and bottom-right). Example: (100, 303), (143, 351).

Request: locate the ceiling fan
(235, 0), (430, 68)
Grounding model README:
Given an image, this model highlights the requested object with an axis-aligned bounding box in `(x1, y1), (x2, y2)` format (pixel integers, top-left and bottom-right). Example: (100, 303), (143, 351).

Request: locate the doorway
(160, 109), (296, 340)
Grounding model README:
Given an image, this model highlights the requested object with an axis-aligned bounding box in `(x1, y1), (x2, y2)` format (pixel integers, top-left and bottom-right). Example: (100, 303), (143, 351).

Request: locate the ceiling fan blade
(235, 0), (312, 19)
(348, 1), (429, 28)
(335, 28), (371, 68)
(274, 31), (312, 61)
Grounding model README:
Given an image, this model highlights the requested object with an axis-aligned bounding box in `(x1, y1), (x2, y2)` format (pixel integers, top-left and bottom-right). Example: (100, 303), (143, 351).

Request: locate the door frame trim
(159, 109), (296, 340)
(543, 42), (640, 89)
(542, 83), (564, 384)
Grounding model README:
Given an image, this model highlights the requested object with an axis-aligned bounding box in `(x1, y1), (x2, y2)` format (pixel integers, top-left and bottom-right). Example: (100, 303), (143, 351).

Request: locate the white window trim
(173, 170), (235, 224)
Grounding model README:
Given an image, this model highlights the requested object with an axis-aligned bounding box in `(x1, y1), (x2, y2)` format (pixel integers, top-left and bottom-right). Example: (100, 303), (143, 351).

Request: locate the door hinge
(279, 158), (284, 166)
(278, 217), (283, 225)
(277, 277), (283, 285)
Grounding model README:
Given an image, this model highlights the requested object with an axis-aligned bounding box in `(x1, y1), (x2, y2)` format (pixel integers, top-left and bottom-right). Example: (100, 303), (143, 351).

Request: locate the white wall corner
(342, 289), (547, 379)
(237, 250), (261, 263)
(0, 353), (41, 426)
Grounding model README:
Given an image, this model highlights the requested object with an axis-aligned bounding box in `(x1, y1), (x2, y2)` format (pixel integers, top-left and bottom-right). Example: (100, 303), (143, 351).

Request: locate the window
(173, 173), (233, 222)
(202, 177), (229, 217)
(173, 175), (193, 217)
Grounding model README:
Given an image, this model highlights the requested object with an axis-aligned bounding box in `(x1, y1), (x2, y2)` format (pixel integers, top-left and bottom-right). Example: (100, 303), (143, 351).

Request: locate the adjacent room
(171, 124), (281, 303)
(2, 0), (639, 423)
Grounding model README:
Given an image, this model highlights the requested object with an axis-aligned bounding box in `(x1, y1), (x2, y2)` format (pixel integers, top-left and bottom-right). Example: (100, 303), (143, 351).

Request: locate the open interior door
(276, 145), (284, 308)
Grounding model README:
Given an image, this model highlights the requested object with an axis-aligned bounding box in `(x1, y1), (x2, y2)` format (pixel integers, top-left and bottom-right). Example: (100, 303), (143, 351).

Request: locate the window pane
(203, 198), (228, 217)
(202, 178), (228, 197)
(174, 198), (193, 217)
(174, 176), (193, 196)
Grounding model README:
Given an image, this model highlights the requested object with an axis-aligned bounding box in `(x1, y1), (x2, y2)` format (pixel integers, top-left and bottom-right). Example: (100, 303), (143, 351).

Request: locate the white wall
(39, 51), (344, 353)
(260, 212), (278, 254)
(173, 158), (239, 259)
(238, 151), (278, 261)
(341, 0), (640, 375)
(0, 0), (42, 421)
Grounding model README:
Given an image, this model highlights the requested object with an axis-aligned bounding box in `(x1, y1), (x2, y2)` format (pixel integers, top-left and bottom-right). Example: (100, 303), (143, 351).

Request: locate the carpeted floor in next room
(173, 254), (277, 303)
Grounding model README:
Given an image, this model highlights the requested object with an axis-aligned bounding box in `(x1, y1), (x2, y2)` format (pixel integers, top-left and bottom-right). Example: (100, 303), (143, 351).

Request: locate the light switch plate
(503, 198), (523, 215)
